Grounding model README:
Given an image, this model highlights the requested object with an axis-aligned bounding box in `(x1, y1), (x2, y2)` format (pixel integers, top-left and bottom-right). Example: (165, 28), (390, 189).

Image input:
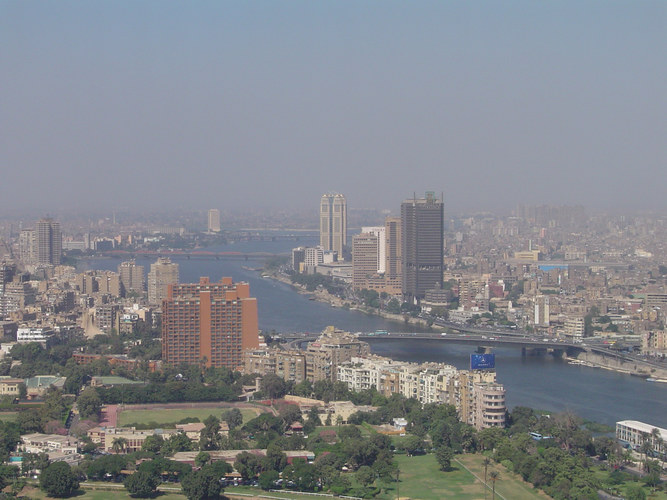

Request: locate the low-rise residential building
(0, 376), (24, 397)
(337, 355), (505, 429)
(243, 348), (306, 383)
(25, 375), (66, 398)
(88, 427), (179, 453)
(305, 327), (370, 382)
(20, 433), (79, 455)
(17, 327), (54, 345)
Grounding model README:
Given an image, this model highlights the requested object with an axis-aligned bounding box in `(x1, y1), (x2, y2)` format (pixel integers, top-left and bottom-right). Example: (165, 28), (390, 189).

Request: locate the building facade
(401, 192), (444, 301)
(320, 193), (347, 257)
(162, 277), (259, 369)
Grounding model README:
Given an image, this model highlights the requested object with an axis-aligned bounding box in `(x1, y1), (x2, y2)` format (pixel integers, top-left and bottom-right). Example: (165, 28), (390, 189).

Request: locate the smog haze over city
(2, 1), (665, 215)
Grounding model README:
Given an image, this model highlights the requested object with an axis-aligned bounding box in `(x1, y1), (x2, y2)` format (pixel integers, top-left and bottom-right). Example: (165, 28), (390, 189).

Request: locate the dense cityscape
(0, 195), (664, 500)
(3, 1), (666, 498)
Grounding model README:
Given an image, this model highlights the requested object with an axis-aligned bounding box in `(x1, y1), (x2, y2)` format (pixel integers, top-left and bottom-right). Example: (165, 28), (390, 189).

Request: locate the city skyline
(2, 2), (665, 214)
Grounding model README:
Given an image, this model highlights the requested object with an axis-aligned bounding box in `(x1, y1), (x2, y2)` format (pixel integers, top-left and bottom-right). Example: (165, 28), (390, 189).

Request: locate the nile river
(80, 233), (667, 428)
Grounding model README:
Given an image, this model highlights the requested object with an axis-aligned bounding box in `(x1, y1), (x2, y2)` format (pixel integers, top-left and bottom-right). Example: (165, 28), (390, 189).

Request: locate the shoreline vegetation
(262, 269), (667, 382)
(266, 270), (434, 330)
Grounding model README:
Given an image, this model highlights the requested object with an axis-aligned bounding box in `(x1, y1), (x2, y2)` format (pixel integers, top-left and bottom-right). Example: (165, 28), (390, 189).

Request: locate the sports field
(118, 407), (259, 427)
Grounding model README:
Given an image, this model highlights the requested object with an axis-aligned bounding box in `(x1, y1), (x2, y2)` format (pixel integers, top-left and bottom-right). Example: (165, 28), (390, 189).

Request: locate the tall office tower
(162, 277), (259, 369)
(118, 260), (145, 296)
(352, 233), (379, 290)
(320, 193), (347, 257)
(147, 258), (179, 305)
(208, 209), (221, 233)
(19, 229), (36, 264)
(401, 192), (444, 301)
(385, 216), (402, 284)
(36, 218), (62, 265)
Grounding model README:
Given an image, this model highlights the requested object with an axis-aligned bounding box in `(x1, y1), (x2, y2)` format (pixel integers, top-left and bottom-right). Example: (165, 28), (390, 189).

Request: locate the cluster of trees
(288, 272), (346, 295)
(94, 365), (255, 405)
(16, 388), (71, 434)
(480, 407), (665, 500)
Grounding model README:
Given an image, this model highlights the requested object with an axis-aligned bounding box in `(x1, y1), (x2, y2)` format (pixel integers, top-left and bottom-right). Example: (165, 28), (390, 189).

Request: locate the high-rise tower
(401, 192), (444, 301)
(36, 218), (61, 265)
(320, 193), (347, 257)
(162, 277), (259, 369)
(147, 258), (179, 305)
(208, 209), (221, 233)
(118, 260), (145, 296)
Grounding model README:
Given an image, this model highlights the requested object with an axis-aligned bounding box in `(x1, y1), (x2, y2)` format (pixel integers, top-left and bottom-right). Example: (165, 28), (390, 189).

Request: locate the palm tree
(651, 427), (664, 466)
(489, 471), (499, 500)
(483, 458), (491, 500)
(639, 433), (652, 472)
(111, 437), (128, 454)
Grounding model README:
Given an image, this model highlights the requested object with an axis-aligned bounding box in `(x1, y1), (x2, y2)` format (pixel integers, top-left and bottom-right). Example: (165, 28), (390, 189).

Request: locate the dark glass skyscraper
(401, 192), (444, 301)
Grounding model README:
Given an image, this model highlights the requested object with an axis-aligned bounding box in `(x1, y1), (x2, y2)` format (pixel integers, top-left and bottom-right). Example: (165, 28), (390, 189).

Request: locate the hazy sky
(2, 1), (665, 214)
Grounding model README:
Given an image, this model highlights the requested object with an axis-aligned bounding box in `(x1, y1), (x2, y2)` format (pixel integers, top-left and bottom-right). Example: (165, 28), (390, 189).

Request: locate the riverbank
(266, 271), (435, 331)
(570, 350), (667, 380)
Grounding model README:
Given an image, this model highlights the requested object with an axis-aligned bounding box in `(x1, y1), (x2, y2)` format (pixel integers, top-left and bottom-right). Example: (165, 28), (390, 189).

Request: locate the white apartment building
(616, 420), (667, 456)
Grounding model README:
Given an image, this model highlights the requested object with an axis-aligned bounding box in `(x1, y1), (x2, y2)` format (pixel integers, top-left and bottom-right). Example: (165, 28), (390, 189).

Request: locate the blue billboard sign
(470, 353), (496, 370)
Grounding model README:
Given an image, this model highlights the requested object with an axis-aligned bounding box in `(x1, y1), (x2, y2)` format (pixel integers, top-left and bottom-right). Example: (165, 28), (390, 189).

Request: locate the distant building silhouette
(147, 258), (179, 305)
(208, 209), (221, 232)
(118, 260), (144, 296)
(36, 218), (62, 266)
(320, 193), (347, 257)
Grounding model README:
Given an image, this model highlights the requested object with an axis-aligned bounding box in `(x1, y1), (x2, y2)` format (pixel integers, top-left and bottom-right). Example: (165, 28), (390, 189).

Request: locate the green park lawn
(118, 407), (258, 427)
(456, 453), (551, 500)
(376, 453), (547, 500)
(18, 484), (185, 500)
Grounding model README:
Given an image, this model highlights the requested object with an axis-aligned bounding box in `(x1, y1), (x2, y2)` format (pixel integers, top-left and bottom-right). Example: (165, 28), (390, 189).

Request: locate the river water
(79, 233), (667, 428)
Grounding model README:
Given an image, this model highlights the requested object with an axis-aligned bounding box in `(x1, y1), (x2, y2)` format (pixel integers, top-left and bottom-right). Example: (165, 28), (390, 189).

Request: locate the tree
(77, 387), (102, 420)
(124, 470), (160, 498)
(221, 408), (243, 430)
(142, 434), (165, 454)
(355, 465), (375, 487)
(181, 467), (222, 500)
(261, 374), (288, 399)
(195, 451), (211, 468)
(278, 403), (302, 426)
(258, 469), (279, 490)
(234, 451), (262, 480)
(199, 416), (222, 451)
(401, 435), (425, 456)
(165, 432), (193, 455)
(18, 408), (43, 433)
(263, 443), (287, 472)
(111, 437), (129, 454)
(435, 445), (454, 471)
(282, 459), (318, 491)
(39, 461), (79, 498)
(625, 483), (646, 500)
(489, 471), (499, 500)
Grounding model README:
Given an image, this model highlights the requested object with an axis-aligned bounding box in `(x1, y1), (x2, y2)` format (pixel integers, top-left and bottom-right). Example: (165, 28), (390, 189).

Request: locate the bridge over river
(282, 330), (665, 375)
